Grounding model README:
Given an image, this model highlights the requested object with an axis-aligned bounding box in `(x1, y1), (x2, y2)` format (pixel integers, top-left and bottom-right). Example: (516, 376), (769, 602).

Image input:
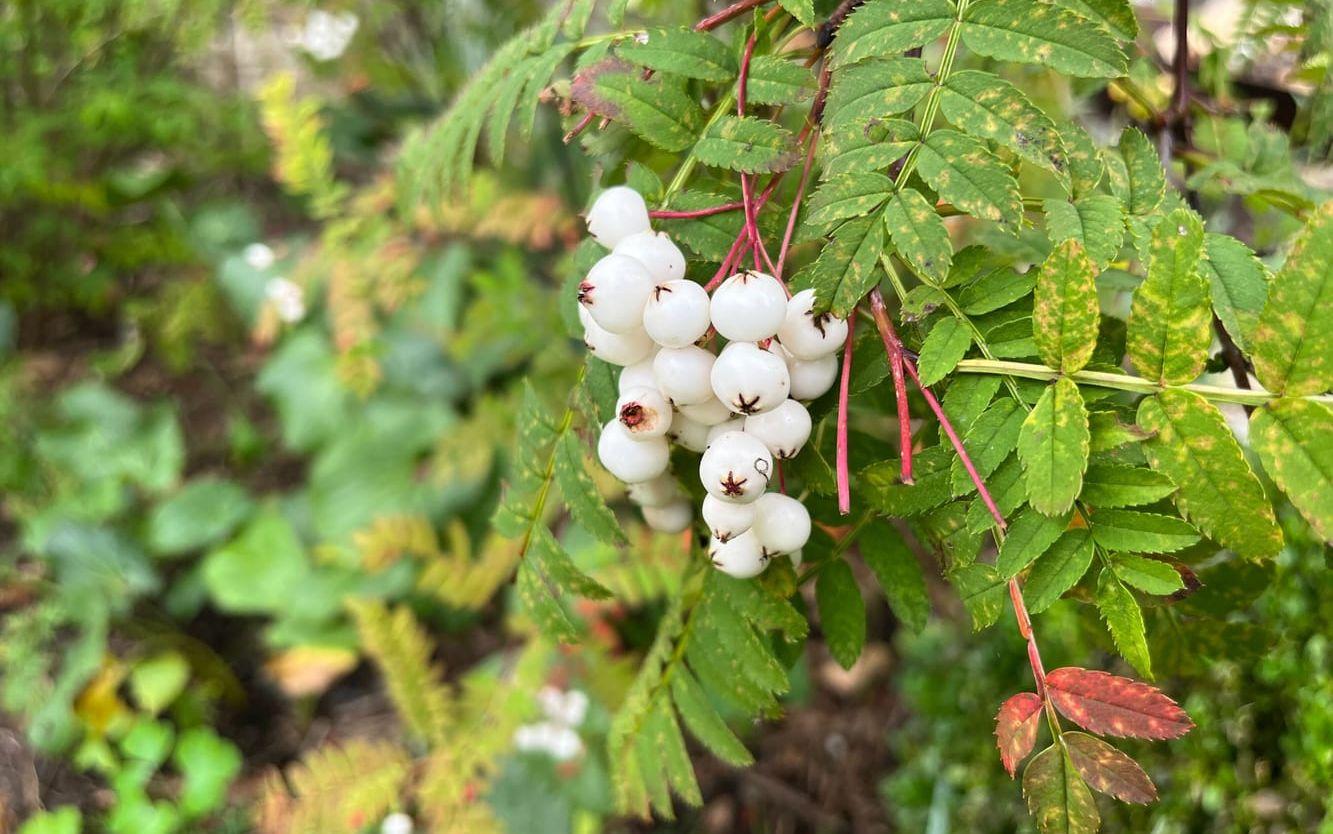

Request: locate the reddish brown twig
(649, 201), (744, 219)
(836, 316), (856, 515)
(868, 290), (914, 483)
(696, 0), (770, 31)
(562, 111), (596, 144)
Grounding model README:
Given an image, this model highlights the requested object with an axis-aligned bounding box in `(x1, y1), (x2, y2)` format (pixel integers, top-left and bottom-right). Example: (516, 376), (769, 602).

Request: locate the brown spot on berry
(720, 471), (748, 497)
(577, 281), (594, 305)
(619, 402), (647, 429)
(652, 284), (673, 301)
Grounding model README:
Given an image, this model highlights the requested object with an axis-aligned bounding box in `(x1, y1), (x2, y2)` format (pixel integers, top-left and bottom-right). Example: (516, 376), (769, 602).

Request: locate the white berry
(699, 430), (772, 503)
(642, 280), (710, 348)
(617, 386), (673, 439)
(777, 288), (849, 360)
(744, 399), (812, 458)
(654, 346), (716, 406)
(678, 396), (733, 426)
(666, 411), (709, 452)
(614, 231), (686, 284)
(709, 530), (769, 579)
(626, 472), (679, 507)
(586, 186), (651, 249)
(580, 253), (654, 334)
(643, 499), (693, 534)
(751, 493), (812, 555)
(585, 320), (654, 367)
(711, 341), (790, 415)
(618, 356), (659, 394)
(709, 271), (787, 342)
(702, 494), (756, 542)
(705, 417), (747, 447)
(787, 352), (839, 400)
(597, 421), (669, 483)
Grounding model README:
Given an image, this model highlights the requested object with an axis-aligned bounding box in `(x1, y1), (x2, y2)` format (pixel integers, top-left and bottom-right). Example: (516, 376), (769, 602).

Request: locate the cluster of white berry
(579, 187), (847, 580)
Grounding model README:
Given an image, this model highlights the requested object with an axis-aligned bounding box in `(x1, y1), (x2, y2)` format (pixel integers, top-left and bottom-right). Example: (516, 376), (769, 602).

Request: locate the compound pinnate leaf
(745, 56), (816, 106)
(1249, 201), (1333, 397)
(554, 433), (628, 546)
(1044, 195), (1125, 267)
(1118, 127), (1165, 215)
(1044, 667), (1194, 739)
(917, 317), (974, 386)
(884, 187), (954, 282)
(939, 71), (1068, 182)
(860, 521), (931, 632)
(831, 0), (956, 67)
(1033, 240), (1100, 373)
(1054, 0), (1138, 37)
(1138, 390), (1283, 559)
(670, 667), (754, 767)
(1024, 528), (1095, 613)
(1088, 508), (1200, 553)
(572, 60), (702, 152)
(1094, 568), (1153, 678)
(823, 57), (934, 127)
(996, 692), (1044, 777)
(1022, 744), (1100, 834)
(1199, 232), (1269, 352)
(1018, 378), (1091, 517)
(997, 507), (1072, 578)
(1249, 398), (1333, 542)
(1063, 732), (1158, 804)
(1127, 209), (1212, 385)
(805, 172), (893, 229)
(915, 130), (1023, 232)
(1080, 463), (1177, 508)
(617, 27), (738, 82)
(816, 559), (867, 669)
(804, 215), (887, 317)
(962, 0), (1128, 78)
(694, 115), (799, 174)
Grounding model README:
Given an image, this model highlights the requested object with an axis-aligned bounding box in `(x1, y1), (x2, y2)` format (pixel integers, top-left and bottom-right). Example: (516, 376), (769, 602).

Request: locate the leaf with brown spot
(1126, 208), (1212, 385)
(996, 692), (1045, 777)
(1045, 667), (1194, 740)
(1250, 398), (1333, 542)
(1063, 732), (1158, 804)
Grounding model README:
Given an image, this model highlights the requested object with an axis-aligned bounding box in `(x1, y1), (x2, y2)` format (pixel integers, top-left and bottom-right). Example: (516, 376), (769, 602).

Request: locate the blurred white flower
(380, 813), (413, 834)
(537, 686), (589, 728)
(243, 242), (276, 271)
(515, 686), (590, 761)
(265, 277), (306, 324)
(299, 10), (359, 61)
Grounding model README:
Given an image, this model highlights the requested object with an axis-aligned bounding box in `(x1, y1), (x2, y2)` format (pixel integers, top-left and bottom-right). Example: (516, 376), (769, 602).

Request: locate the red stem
(1008, 578), (1048, 695)
(775, 129), (818, 280)
(695, 0), (769, 31)
(836, 315), (856, 515)
(868, 290), (913, 484)
(562, 111), (595, 144)
(649, 201), (744, 219)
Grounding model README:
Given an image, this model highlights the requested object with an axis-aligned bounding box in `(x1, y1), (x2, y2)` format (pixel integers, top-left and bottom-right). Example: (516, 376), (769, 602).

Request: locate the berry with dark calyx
(699, 430), (772, 503)
(616, 386), (673, 439)
(665, 411), (710, 452)
(626, 472), (680, 507)
(643, 499), (693, 534)
(751, 493), (812, 555)
(586, 186), (651, 248)
(702, 494), (756, 542)
(653, 345), (716, 406)
(711, 341), (790, 415)
(614, 230), (686, 284)
(678, 396), (733, 426)
(708, 530), (769, 579)
(584, 319), (654, 366)
(744, 399), (812, 458)
(642, 279), (711, 348)
(710, 271), (787, 342)
(597, 420), (669, 483)
(580, 253), (654, 333)
(777, 288), (849, 360)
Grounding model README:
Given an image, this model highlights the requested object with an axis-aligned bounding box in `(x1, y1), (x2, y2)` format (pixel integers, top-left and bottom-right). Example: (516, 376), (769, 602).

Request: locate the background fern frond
(349, 600), (454, 748)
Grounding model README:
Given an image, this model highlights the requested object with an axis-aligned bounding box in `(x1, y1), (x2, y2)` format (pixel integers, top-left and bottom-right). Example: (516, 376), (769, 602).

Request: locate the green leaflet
(777, 0), (817, 26)
(1250, 398), (1333, 542)
(1087, 508), (1200, 553)
(820, 118), (920, 179)
(860, 521), (931, 632)
(516, 560), (580, 642)
(1017, 378), (1090, 517)
(967, 453), (1028, 532)
(1126, 209), (1212, 385)
(1138, 390), (1284, 559)
(1044, 195), (1125, 267)
(917, 317), (974, 386)
(1249, 201), (1333, 396)
(816, 559), (867, 669)
(529, 526), (613, 601)
(823, 57), (934, 128)
(805, 172), (894, 229)
(1118, 127), (1165, 215)
(803, 215), (887, 317)
(1055, 0), (1138, 37)
(950, 563), (1009, 630)
(1088, 410), (1149, 451)
(997, 506), (1072, 577)
(1080, 463), (1177, 508)
(1095, 568), (1154, 679)
(950, 397), (1026, 494)
(670, 667), (753, 767)
(884, 187), (953, 282)
(554, 433), (627, 546)
(830, 0), (957, 67)
(915, 130), (1023, 232)
(1111, 554), (1185, 595)
(640, 699), (701, 811)
(746, 56), (816, 106)
(1022, 744), (1100, 834)
(694, 115), (799, 173)
(617, 27), (737, 82)
(862, 446), (955, 516)
(486, 56), (544, 165)
(1060, 120), (1105, 198)
(961, 0), (1128, 78)
(1024, 528), (1095, 612)
(959, 268), (1034, 314)
(1033, 240), (1101, 373)
(939, 71), (1069, 183)
(579, 67), (703, 151)
(943, 373), (1002, 435)
(1199, 233), (1269, 352)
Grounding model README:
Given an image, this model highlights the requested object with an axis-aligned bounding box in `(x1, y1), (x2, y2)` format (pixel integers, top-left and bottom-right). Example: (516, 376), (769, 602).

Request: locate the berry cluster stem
(695, 0), (770, 32)
(836, 316), (856, 514)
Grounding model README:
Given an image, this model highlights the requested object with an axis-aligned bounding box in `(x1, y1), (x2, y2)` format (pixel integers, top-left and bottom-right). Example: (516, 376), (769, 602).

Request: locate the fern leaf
(349, 600), (454, 748)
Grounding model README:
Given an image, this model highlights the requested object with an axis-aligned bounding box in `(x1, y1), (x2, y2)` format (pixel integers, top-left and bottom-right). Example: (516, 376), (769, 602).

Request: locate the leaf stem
(836, 314), (856, 514)
(869, 289), (914, 483)
(649, 201), (744, 219)
(696, 0), (770, 32)
(891, 0), (972, 190)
